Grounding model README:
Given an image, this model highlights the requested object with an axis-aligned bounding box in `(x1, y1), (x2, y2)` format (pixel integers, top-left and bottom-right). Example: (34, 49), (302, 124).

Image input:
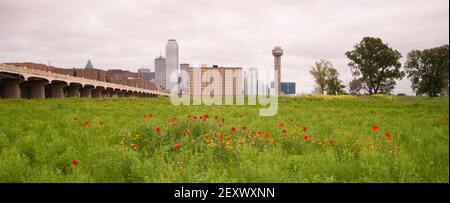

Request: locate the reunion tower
(272, 46), (283, 95)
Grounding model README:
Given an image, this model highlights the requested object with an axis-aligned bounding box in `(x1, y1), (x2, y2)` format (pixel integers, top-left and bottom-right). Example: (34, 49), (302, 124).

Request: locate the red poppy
(214, 115), (218, 120)
(186, 129), (191, 135)
(231, 127), (237, 131)
(149, 113), (153, 118)
(131, 143), (138, 150)
(204, 114), (209, 119)
(199, 116), (203, 119)
(282, 129), (287, 134)
(219, 134), (225, 140)
(279, 122), (285, 127)
(242, 126), (247, 131)
(173, 144), (180, 151)
(328, 139), (334, 145)
(303, 127), (307, 132)
(143, 114), (147, 118)
(168, 119), (173, 123)
(71, 159), (79, 166)
(193, 116), (197, 120)
(221, 118), (225, 122)
(385, 131), (392, 137)
(85, 121), (91, 125)
(303, 135), (309, 140)
(156, 127), (161, 133)
(264, 132), (270, 137)
(257, 131), (262, 136)
(177, 130), (182, 135)
(372, 125), (380, 131)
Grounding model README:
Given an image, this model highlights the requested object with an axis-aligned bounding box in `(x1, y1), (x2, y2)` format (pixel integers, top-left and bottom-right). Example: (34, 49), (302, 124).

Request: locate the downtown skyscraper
(154, 55), (166, 88)
(165, 39), (179, 90)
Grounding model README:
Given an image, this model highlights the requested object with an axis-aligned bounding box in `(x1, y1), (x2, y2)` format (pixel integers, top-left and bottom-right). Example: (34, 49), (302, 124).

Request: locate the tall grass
(0, 95), (448, 182)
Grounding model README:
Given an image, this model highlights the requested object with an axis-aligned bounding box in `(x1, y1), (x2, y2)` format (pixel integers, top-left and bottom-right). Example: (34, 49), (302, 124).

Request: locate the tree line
(309, 36), (449, 97)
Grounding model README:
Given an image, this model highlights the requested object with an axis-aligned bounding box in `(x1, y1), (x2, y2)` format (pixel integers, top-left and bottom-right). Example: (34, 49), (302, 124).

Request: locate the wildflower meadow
(0, 95), (448, 182)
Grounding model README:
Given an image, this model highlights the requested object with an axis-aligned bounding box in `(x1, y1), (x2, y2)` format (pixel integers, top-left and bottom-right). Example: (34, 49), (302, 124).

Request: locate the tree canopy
(404, 44), (449, 97)
(310, 59), (345, 95)
(345, 37), (404, 94)
(309, 59), (330, 94)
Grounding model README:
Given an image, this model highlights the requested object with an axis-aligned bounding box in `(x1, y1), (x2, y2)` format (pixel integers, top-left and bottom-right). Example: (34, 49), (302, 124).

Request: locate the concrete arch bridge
(0, 64), (169, 99)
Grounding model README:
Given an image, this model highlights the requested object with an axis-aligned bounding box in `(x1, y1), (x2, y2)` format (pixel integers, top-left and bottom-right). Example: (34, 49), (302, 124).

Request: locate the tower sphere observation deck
(272, 46), (283, 56)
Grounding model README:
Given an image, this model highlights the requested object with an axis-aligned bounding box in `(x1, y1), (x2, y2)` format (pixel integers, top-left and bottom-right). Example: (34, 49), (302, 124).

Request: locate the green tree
(345, 37), (404, 94)
(309, 59), (330, 94)
(310, 59), (345, 94)
(404, 45), (449, 97)
(325, 68), (345, 95)
(348, 78), (363, 95)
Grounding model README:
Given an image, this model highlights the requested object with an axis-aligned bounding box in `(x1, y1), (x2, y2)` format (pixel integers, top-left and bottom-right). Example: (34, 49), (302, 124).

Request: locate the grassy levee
(0, 95), (448, 182)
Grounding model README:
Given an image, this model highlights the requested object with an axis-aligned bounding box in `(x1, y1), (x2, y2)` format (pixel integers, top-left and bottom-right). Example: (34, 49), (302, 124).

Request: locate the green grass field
(0, 95), (448, 182)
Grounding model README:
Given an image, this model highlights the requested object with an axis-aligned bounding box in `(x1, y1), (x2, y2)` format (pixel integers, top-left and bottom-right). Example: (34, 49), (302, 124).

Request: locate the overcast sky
(0, 0), (448, 94)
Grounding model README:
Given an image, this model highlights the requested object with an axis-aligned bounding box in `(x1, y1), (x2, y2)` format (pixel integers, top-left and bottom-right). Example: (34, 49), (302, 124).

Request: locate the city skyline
(0, 0), (448, 95)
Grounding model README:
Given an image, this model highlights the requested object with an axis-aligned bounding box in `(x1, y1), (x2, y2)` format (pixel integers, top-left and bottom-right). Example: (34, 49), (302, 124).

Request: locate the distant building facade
(244, 68), (259, 96)
(149, 72), (155, 81)
(154, 56), (166, 88)
(188, 66), (243, 96)
(138, 68), (154, 81)
(281, 82), (296, 94)
(179, 63), (190, 94)
(180, 63), (189, 73)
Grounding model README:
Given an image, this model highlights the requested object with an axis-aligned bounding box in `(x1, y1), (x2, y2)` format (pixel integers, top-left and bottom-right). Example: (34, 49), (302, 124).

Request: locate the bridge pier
(28, 80), (48, 99)
(66, 84), (81, 97)
(111, 89), (119, 98)
(92, 87), (104, 98)
(1, 78), (21, 99)
(45, 86), (51, 98)
(80, 86), (94, 98)
(118, 90), (126, 97)
(49, 82), (67, 98)
(103, 88), (112, 98)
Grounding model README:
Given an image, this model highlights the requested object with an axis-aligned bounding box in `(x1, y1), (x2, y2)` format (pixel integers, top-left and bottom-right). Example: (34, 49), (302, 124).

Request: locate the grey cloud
(0, 0), (448, 94)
